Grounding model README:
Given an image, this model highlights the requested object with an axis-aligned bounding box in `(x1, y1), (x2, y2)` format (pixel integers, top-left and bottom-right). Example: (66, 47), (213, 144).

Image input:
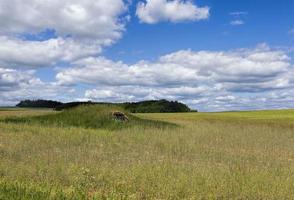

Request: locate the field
(1, 106), (294, 199)
(0, 108), (55, 119)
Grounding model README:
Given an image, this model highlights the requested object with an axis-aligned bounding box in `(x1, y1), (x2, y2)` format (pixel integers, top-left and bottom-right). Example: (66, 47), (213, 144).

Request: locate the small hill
(54, 99), (193, 113)
(16, 99), (194, 113)
(4, 105), (174, 130)
(54, 101), (101, 111)
(122, 99), (192, 113)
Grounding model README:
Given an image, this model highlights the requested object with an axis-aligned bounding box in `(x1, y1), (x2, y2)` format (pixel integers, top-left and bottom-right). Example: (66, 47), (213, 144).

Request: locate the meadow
(1, 106), (294, 199)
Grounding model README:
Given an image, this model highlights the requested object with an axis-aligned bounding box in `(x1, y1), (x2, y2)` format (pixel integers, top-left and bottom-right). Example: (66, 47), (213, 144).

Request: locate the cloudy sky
(0, 0), (294, 111)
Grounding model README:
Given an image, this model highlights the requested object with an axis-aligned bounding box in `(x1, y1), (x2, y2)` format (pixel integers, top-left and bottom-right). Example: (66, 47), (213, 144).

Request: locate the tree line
(16, 99), (196, 113)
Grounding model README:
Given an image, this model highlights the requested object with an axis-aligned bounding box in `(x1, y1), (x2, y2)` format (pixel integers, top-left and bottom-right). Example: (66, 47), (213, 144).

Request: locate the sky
(0, 0), (294, 111)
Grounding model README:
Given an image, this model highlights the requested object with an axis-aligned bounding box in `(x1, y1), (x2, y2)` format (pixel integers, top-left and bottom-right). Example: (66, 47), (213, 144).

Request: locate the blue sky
(0, 0), (294, 111)
(104, 0), (294, 59)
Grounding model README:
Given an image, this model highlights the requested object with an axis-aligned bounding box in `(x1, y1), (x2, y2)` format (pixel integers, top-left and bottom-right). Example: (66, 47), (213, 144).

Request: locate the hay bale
(112, 111), (129, 122)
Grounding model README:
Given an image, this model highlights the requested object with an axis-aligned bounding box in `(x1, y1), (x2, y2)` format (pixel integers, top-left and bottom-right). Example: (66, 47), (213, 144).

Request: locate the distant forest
(16, 100), (63, 108)
(16, 99), (195, 113)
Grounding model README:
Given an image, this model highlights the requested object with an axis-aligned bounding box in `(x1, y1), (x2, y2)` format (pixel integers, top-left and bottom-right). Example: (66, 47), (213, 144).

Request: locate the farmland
(1, 106), (294, 199)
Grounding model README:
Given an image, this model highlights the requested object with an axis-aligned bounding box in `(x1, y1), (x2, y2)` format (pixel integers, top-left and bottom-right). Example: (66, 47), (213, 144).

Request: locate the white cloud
(229, 11), (247, 16)
(85, 86), (209, 103)
(56, 56), (208, 87)
(0, 37), (100, 68)
(57, 45), (291, 90)
(288, 28), (294, 35)
(56, 44), (294, 111)
(0, 0), (127, 44)
(0, 67), (74, 106)
(230, 20), (244, 26)
(136, 0), (209, 24)
(0, 68), (35, 91)
(229, 11), (247, 26)
(0, 0), (130, 69)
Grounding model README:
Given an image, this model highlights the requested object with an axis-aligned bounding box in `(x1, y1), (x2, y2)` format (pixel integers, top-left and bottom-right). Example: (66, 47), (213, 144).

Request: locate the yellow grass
(0, 108), (55, 119)
(1, 108), (294, 199)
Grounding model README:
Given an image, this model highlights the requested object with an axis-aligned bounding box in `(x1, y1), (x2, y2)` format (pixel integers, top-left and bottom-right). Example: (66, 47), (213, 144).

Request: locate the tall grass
(1, 108), (294, 199)
(1, 105), (173, 130)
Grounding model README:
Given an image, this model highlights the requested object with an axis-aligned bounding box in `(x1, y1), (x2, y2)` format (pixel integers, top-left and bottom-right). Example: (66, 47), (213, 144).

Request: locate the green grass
(1, 105), (174, 130)
(1, 107), (294, 199)
(136, 109), (294, 126)
(0, 107), (53, 111)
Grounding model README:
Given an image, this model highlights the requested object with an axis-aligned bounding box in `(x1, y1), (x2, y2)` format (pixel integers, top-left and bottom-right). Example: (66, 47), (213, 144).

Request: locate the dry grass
(1, 108), (294, 199)
(0, 108), (55, 119)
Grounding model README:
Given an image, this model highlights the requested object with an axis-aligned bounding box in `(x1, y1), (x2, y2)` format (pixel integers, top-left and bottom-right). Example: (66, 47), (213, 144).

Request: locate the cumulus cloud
(0, 0), (129, 69)
(0, 0), (127, 43)
(0, 67), (74, 105)
(0, 68), (35, 91)
(56, 44), (294, 111)
(0, 37), (100, 68)
(84, 86), (209, 103)
(57, 45), (291, 89)
(136, 0), (209, 24)
(0, 0), (131, 105)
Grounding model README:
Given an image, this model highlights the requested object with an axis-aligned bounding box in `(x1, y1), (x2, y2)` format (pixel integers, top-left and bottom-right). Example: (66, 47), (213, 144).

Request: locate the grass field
(0, 108), (55, 119)
(1, 106), (294, 199)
